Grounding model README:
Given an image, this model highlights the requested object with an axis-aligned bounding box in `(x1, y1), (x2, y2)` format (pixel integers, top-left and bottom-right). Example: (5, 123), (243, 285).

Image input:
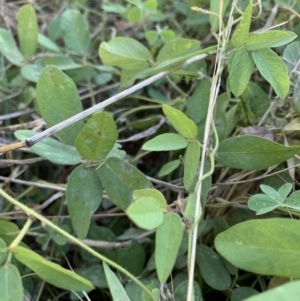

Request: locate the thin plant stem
(186, 1), (238, 299)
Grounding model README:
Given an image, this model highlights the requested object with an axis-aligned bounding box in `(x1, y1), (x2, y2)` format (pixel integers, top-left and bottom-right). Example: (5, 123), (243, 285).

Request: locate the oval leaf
(133, 188), (167, 209)
(0, 28), (24, 66)
(75, 112), (118, 161)
(252, 48), (290, 98)
(284, 191), (300, 210)
(0, 264), (23, 301)
(142, 133), (188, 151)
(99, 37), (152, 70)
(98, 157), (153, 210)
(13, 246), (94, 291)
(196, 244), (231, 291)
(162, 104), (198, 138)
(229, 49), (255, 97)
(248, 194), (279, 215)
(155, 213), (184, 283)
(157, 38), (200, 63)
(66, 165), (103, 239)
(215, 218), (300, 278)
(217, 136), (300, 170)
(184, 140), (201, 190)
(17, 4), (38, 57)
(36, 66), (84, 145)
(246, 31), (297, 51)
(126, 196), (164, 230)
(231, 3), (252, 48)
(14, 130), (81, 165)
(61, 10), (90, 55)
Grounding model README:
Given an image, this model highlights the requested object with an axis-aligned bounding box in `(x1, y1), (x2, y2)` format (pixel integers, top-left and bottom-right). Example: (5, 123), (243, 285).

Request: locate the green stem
(0, 189), (156, 301)
(9, 217), (33, 249)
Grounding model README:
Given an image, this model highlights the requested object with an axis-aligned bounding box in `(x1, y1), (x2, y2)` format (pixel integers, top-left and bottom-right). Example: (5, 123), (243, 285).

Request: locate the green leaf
(36, 66), (84, 145)
(103, 262), (131, 301)
(284, 191), (300, 211)
(260, 184), (279, 200)
(158, 159), (181, 177)
(126, 197), (164, 230)
(142, 133), (188, 151)
(61, 9), (90, 55)
(42, 56), (81, 70)
(38, 33), (60, 52)
(283, 41), (300, 72)
(75, 112), (118, 161)
(99, 37), (152, 70)
(245, 82), (270, 118)
(277, 183), (292, 201)
(155, 213), (183, 283)
(174, 280), (203, 301)
(231, 3), (252, 48)
(196, 244), (231, 291)
(0, 264), (23, 301)
(231, 287), (258, 301)
(252, 48), (290, 98)
(243, 281), (300, 301)
(133, 188), (167, 209)
(66, 165), (103, 239)
(187, 78), (211, 124)
(0, 220), (19, 235)
(184, 141), (201, 190)
(77, 264), (108, 289)
(14, 130), (81, 165)
(116, 240), (146, 276)
(125, 7), (143, 23)
(0, 28), (25, 66)
(125, 278), (160, 301)
(246, 31), (297, 51)
(98, 157), (153, 210)
(162, 104), (198, 138)
(17, 4), (38, 57)
(13, 246), (94, 291)
(248, 194), (280, 215)
(215, 218), (300, 278)
(217, 136), (300, 170)
(229, 49), (255, 97)
(157, 38), (200, 63)
(0, 239), (7, 265)
(21, 63), (44, 82)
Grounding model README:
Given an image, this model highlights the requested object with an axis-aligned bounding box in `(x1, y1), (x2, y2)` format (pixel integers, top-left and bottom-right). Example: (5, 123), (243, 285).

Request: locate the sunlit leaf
(17, 4), (38, 57)
(75, 112), (118, 161)
(61, 9), (90, 55)
(215, 218), (300, 278)
(13, 246), (94, 291)
(217, 136), (300, 170)
(252, 48), (290, 98)
(127, 197), (164, 230)
(155, 213), (183, 283)
(142, 133), (188, 151)
(0, 28), (24, 66)
(103, 262), (131, 301)
(162, 104), (198, 138)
